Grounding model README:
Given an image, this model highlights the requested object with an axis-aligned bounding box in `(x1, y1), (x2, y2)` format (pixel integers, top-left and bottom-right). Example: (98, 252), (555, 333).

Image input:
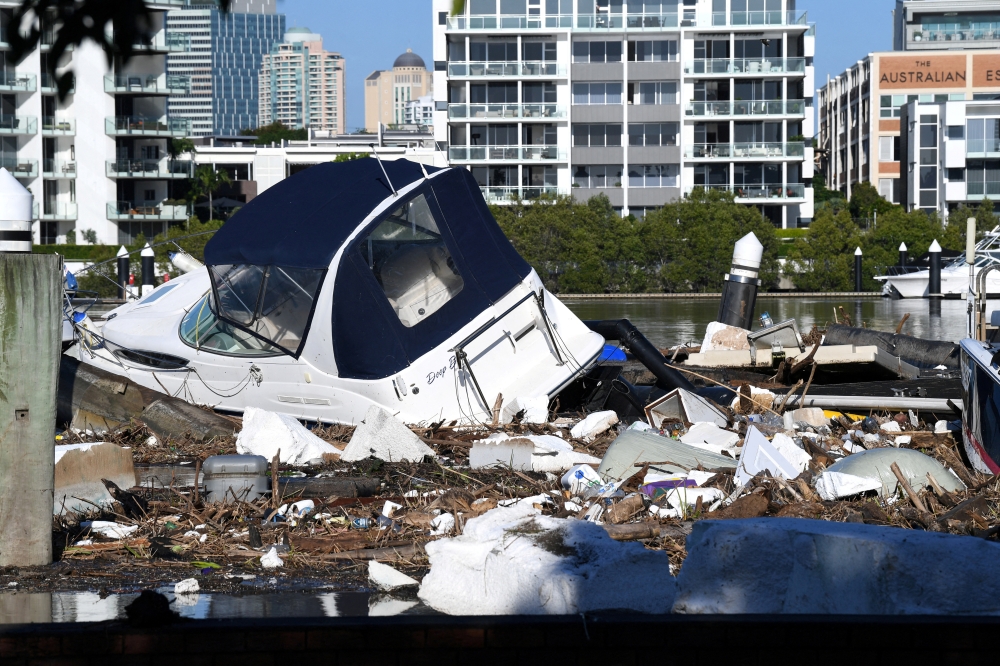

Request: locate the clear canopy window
(208, 264), (324, 355)
(360, 193), (464, 327)
(179, 295), (282, 356)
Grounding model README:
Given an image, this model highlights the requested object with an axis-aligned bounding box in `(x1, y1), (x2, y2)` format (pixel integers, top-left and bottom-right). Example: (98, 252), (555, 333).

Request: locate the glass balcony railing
(967, 182), (1000, 197)
(684, 58), (806, 76)
(0, 115), (37, 135)
(685, 142), (805, 159)
(480, 185), (565, 203)
(0, 72), (36, 93)
(107, 159), (194, 178)
(448, 146), (565, 161)
(448, 61), (565, 77)
(911, 24), (1000, 44)
(106, 116), (191, 136)
(41, 201), (78, 221)
(41, 116), (75, 135)
(105, 74), (191, 94)
(108, 200), (189, 221)
(445, 13), (678, 30)
(717, 11), (807, 26)
(967, 139), (1000, 155)
(0, 155), (37, 177)
(685, 99), (805, 117)
(109, 30), (190, 52)
(43, 159), (76, 177)
(448, 103), (564, 119)
(692, 183), (807, 199)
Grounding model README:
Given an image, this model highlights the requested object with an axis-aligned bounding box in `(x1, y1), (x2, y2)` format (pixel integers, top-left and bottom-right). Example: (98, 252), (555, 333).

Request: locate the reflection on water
(561, 297), (994, 348)
(0, 590), (421, 624)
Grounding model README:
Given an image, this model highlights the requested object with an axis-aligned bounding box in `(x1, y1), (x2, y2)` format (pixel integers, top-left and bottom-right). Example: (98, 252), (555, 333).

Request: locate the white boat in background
(69, 158), (604, 426)
(875, 227), (1000, 298)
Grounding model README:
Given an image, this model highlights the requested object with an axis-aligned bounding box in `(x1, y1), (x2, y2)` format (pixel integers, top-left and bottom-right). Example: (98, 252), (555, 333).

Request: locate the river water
(561, 296), (990, 348)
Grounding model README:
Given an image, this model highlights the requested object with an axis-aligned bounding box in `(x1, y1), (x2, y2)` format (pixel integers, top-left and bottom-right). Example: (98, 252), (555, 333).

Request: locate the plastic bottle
(351, 517), (374, 529)
(759, 311), (774, 328)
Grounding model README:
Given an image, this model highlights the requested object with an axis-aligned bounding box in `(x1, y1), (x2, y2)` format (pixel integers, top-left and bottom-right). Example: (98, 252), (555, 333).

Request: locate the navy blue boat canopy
(204, 158), (435, 269)
(203, 158), (533, 373)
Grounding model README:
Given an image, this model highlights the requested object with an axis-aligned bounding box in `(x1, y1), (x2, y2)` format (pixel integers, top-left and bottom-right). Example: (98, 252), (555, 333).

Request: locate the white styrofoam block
(418, 497), (676, 615)
(474, 433), (600, 473)
(701, 321), (750, 352)
(340, 405), (435, 463)
(679, 422), (740, 454)
(236, 407), (341, 466)
(736, 427), (805, 487)
(500, 396), (549, 425)
(880, 421), (902, 433)
(80, 521), (138, 540)
(368, 561), (419, 591)
(674, 518), (1000, 614)
(570, 411), (619, 441)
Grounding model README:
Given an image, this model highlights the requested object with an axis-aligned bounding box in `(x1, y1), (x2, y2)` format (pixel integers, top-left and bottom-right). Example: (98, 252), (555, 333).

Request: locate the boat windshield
(179, 294), (282, 356)
(208, 264), (325, 356)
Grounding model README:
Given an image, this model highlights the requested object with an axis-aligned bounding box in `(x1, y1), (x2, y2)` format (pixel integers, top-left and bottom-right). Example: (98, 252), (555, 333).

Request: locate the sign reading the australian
(879, 55), (967, 89)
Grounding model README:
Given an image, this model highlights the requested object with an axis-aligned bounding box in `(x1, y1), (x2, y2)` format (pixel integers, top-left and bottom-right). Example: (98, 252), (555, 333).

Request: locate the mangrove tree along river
(561, 296), (989, 348)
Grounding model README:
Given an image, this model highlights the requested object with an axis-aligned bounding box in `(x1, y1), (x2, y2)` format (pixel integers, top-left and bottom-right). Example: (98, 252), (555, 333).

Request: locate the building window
(572, 82), (622, 105)
(572, 40), (623, 63)
(967, 118), (1000, 154)
(573, 164), (623, 188)
(627, 122), (678, 146)
(627, 164), (678, 188)
(572, 123), (622, 147)
(879, 178), (896, 202)
(628, 39), (677, 62)
(967, 161), (1000, 197)
(628, 81), (677, 105)
(947, 168), (965, 182)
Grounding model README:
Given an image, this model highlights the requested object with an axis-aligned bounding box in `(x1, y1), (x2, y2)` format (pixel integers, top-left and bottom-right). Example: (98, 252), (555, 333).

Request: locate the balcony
(448, 146), (565, 162)
(43, 159), (76, 178)
(967, 139), (1000, 158)
(109, 30), (190, 53)
(685, 142), (805, 159)
(480, 185), (566, 203)
(0, 71), (35, 93)
(909, 23), (1000, 47)
(692, 183), (807, 200)
(448, 61), (566, 78)
(107, 159), (194, 179)
(105, 74), (191, 95)
(41, 201), (78, 221)
(712, 11), (808, 27)
(0, 115), (37, 136)
(685, 99), (806, 118)
(448, 103), (565, 120)
(0, 155), (37, 178)
(684, 58), (806, 76)
(106, 116), (191, 137)
(445, 13), (678, 30)
(42, 116), (75, 136)
(108, 200), (189, 221)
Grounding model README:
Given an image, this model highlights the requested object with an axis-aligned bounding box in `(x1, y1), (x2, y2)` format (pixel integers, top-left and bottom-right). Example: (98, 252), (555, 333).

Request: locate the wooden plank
(0, 254), (60, 566)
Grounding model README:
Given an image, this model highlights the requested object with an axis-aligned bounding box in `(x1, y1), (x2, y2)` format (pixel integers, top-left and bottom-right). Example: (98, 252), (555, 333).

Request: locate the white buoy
(0, 168), (34, 253)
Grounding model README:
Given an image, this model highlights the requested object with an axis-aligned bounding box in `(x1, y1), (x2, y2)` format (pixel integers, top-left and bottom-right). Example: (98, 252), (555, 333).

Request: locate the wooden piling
(0, 253), (60, 566)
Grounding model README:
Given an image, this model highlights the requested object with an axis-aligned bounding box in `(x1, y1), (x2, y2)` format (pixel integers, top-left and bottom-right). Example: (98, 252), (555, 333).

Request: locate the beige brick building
(365, 50), (433, 131)
(259, 27), (345, 133)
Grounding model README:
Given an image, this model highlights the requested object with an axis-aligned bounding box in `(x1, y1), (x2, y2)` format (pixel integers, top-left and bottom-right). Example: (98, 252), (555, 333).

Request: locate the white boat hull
(875, 266), (998, 298)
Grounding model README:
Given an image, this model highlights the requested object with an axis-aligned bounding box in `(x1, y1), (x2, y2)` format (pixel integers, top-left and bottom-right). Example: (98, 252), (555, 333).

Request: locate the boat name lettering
(427, 357), (459, 385)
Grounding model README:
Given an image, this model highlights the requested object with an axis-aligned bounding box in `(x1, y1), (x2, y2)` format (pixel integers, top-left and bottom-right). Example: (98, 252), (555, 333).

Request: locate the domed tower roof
(393, 49), (426, 69)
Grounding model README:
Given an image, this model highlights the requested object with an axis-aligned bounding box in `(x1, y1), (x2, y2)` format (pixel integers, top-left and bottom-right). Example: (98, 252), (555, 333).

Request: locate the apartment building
(258, 28), (345, 134)
(0, 0), (195, 246)
(431, 0), (815, 226)
(405, 94), (436, 127)
(821, 0), (1000, 210)
(166, 0), (285, 136)
(364, 50), (433, 131)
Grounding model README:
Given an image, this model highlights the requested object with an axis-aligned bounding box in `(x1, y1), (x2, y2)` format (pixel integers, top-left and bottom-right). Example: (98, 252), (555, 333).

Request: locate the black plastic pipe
(824, 324), (960, 369)
(584, 319), (696, 392)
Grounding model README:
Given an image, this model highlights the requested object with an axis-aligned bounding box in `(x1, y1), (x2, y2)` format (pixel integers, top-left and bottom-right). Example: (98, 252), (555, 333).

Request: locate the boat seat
(380, 244), (464, 327)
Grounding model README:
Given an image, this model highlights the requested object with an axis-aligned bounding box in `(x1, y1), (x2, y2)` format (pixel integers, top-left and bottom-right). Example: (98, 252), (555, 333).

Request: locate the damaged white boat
(73, 159), (604, 425)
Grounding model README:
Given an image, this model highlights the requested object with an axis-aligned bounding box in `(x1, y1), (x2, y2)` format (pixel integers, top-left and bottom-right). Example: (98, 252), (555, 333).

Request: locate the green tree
(242, 122), (308, 145)
(941, 199), (997, 251)
(849, 181), (894, 219)
(169, 137), (195, 158)
(188, 165), (232, 222)
(785, 208), (862, 291)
